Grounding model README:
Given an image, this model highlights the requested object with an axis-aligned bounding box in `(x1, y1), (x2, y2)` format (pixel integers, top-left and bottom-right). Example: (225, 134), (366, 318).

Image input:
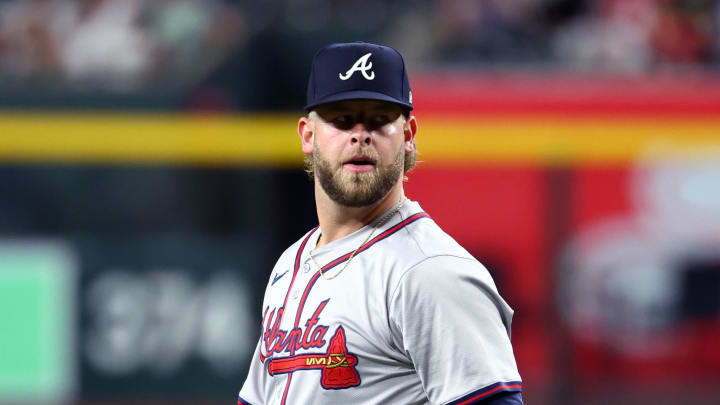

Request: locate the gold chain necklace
(310, 198), (406, 281)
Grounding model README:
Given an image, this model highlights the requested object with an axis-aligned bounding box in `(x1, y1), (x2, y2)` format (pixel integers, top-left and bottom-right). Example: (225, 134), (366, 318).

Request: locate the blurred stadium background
(1, 0), (720, 404)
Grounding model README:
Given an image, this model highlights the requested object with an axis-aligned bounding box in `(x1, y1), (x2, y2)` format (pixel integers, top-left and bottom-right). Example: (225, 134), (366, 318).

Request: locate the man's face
(308, 100), (409, 207)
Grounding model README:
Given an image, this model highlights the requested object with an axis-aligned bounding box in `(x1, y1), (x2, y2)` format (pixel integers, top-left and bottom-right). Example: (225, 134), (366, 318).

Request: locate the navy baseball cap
(304, 42), (413, 111)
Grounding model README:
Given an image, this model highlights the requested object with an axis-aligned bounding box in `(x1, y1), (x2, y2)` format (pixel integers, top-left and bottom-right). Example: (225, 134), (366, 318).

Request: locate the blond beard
(313, 143), (404, 207)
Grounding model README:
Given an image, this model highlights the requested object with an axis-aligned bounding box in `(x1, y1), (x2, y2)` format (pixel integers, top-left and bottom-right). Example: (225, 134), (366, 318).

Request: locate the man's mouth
(343, 156), (376, 172)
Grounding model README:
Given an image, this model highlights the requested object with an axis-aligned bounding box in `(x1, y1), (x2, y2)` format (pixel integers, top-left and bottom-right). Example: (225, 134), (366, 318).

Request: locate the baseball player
(238, 42), (523, 405)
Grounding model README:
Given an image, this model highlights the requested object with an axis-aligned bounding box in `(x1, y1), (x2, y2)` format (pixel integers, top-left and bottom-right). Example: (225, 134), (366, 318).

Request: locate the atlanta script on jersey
(238, 200), (522, 404)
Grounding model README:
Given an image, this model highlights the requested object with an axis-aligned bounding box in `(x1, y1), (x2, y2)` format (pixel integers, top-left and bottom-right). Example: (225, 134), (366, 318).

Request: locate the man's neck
(314, 183), (405, 248)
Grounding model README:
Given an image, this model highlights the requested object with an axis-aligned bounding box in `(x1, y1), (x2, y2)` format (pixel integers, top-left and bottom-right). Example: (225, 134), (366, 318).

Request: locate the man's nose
(349, 122), (372, 146)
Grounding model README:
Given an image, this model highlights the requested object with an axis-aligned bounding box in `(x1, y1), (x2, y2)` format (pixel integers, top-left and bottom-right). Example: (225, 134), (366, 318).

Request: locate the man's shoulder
(401, 204), (476, 263)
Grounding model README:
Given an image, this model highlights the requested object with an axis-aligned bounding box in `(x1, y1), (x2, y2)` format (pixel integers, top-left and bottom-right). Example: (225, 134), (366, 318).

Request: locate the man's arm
(238, 338), (266, 405)
(389, 255), (523, 405)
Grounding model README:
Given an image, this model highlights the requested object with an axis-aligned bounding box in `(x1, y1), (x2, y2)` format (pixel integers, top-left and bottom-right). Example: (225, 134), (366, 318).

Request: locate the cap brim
(304, 90), (413, 111)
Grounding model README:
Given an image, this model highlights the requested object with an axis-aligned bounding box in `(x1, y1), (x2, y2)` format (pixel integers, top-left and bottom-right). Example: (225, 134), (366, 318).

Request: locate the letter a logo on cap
(339, 53), (375, 81)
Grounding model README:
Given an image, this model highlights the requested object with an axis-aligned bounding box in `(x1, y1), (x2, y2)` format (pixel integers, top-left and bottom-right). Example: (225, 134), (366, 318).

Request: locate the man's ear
(298, 116), (314, 154)
(403, 115), (417, 153)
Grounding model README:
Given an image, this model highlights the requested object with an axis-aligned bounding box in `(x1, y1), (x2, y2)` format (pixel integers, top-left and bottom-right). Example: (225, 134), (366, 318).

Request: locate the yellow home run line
(1, 113), (719, 166)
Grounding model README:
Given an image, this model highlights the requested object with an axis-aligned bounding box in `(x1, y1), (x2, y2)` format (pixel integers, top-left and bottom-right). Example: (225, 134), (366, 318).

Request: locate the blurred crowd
(0, 0), (244, 91)
(0, 0), (718, 96)
(552, 0), (719, 72)
(393, 0), (720, 72)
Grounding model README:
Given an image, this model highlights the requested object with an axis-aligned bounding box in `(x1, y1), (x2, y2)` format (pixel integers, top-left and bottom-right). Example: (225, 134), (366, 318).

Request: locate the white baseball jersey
(238, 199), (522, 405)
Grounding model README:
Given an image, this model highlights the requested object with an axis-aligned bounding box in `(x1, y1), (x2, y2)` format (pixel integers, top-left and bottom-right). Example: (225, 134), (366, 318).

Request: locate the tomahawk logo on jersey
(259, 300), (360, 389)
(267, 325), (360, 389)
(238, 200), (522, 405)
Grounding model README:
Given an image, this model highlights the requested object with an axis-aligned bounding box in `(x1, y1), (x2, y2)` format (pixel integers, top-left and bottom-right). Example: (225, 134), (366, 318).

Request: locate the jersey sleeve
(238, 337), (266, 405)
(388, 255), (522, 405)
(480, 391), (524, 405)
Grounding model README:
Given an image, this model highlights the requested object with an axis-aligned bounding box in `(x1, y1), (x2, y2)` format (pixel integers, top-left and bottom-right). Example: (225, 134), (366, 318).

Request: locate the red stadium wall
(405, 74), (720, 403)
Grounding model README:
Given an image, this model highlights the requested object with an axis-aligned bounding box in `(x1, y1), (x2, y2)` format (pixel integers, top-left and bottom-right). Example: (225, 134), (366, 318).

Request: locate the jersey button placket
(303, 261), (311, 273)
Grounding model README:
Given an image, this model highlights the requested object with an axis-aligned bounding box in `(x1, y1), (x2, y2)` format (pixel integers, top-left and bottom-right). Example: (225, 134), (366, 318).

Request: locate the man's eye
(373, 116), (389, 125)
(368, 115), (390, 129)
(332, 115), (354, 128)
